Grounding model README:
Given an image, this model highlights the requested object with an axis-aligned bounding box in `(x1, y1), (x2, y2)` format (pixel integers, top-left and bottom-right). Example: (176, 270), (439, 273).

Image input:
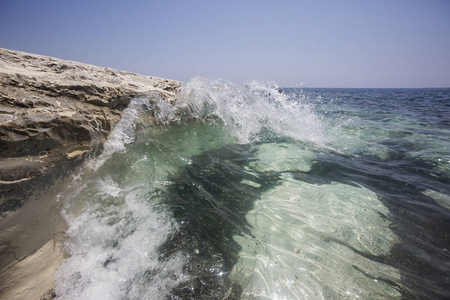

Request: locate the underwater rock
(159, 144), (281, 299)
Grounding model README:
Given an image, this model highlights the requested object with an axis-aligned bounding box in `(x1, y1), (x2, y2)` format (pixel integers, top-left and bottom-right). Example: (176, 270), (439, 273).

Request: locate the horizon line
(283, 86), (450, 89)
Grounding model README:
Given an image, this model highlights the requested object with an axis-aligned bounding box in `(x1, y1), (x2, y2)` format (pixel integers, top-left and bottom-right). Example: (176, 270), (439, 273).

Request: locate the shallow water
(54, 79), (450, 299)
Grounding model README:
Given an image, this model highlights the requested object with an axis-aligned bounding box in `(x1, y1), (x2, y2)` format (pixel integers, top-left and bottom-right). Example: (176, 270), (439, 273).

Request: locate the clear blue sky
(1, 0), (449, 87)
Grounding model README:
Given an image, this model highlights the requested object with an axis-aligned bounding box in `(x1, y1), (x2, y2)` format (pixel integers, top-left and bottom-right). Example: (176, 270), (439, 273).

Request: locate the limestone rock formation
(0, 48), (180, 211)
(0, 48), (181, 299)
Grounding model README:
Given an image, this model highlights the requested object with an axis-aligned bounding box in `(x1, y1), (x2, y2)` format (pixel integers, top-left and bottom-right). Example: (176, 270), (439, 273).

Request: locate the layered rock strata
(0, 48), (181, 299)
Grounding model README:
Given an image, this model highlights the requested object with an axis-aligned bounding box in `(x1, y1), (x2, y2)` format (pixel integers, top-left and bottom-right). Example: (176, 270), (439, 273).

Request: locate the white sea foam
(55, 94), (189, 299)
(55, 176), (189, 300)
(175, 76), (328, 146)
(88, 94), (178, 171)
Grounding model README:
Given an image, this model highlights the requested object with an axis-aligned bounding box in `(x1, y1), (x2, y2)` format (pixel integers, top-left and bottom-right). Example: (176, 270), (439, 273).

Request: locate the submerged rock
(0, 48), (180, 299)
(159, 144), (281, 299)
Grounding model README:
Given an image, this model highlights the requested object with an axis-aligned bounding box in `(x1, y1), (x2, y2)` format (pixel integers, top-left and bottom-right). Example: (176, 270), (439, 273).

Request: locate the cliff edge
(0, 48), (181, 299)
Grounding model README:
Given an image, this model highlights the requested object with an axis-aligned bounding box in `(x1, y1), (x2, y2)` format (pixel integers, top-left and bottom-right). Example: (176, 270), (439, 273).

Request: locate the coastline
(0, 48), (181, 299)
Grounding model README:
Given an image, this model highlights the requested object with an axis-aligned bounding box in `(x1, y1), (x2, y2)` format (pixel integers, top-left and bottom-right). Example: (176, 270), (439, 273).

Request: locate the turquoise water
(54, 78), (450, 299)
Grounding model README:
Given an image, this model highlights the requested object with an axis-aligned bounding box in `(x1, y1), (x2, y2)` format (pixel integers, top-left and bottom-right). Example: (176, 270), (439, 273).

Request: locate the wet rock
(40, 289), (56, 300)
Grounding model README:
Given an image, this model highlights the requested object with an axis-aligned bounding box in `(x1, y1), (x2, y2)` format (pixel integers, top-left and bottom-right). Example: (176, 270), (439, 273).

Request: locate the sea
(53, 77), (450, 300)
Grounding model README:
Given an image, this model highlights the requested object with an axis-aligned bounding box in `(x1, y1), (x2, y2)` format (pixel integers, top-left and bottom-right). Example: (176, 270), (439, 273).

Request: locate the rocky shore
(0, 48), (181, 299)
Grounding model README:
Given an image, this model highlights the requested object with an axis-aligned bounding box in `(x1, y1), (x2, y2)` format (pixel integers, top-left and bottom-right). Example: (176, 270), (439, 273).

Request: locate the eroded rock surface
(0, 48), (181, 211)
(0, 48), (181, 299)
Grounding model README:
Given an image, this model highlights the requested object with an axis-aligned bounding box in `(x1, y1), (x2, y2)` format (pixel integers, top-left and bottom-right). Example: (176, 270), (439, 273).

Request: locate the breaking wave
(54, 78), (413, 299)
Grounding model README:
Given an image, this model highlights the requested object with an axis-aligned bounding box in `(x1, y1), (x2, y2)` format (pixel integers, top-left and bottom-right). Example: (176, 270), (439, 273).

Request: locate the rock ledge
(0, 48), (181, 300)
(0, 48), (181, 211)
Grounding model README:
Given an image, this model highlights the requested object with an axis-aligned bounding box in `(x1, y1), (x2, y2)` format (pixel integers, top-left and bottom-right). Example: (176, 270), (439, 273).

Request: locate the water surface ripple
(55, 81), (450, 299)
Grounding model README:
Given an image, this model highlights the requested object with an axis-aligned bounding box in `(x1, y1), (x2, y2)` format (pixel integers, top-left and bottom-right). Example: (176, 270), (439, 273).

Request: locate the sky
(1, 0), (449, 88)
